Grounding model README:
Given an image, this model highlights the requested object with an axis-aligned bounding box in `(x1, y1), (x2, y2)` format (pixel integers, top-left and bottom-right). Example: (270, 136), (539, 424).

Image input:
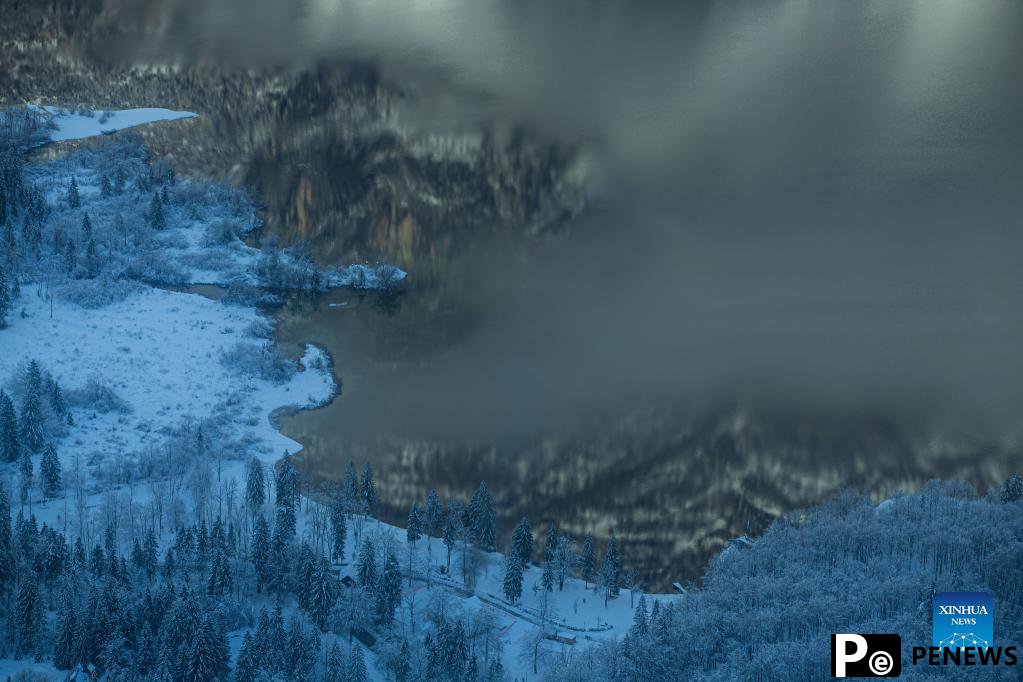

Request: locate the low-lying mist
(98, 0), (1023, 448)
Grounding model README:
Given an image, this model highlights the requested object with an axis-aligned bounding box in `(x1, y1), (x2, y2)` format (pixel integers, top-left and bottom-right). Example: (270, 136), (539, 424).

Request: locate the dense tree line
(551, 480), (1023, 681)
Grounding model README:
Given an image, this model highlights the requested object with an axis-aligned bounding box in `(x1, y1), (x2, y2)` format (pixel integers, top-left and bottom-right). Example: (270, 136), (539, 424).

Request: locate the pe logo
(933, 592), (993, 649)
(831, 634), (901, 677)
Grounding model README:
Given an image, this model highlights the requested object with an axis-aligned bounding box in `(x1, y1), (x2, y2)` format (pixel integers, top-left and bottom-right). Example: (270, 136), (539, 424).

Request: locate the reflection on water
(5, 0), (1023, 587)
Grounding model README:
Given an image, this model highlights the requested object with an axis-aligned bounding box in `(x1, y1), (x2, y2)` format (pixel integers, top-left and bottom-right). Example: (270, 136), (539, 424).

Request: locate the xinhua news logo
(830, 634), (901, 678)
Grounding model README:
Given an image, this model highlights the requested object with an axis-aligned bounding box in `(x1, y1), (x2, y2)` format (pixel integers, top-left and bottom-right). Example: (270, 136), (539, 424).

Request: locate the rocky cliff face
(2, 2), (587, 274)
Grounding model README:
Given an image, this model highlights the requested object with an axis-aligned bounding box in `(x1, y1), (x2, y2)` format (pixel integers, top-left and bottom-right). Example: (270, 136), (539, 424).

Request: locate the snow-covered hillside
(0, 106), (654, 681)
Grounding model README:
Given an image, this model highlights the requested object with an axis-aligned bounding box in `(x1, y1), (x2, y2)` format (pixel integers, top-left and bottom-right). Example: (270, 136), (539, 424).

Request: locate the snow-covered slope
(34, 105), (198, 142)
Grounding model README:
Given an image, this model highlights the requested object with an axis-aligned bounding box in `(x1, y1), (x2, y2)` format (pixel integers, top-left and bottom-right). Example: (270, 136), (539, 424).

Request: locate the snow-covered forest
(1, 105), (1021, 681)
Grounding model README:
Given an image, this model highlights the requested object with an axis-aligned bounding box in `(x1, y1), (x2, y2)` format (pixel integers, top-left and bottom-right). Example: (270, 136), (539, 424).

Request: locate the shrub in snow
(55, 276), (143, 308)
(328, 263), (407, 290)
(221, 284), (281, 308)
(201, 219), (245, 247)
(220, 342), (296, 384)
(67, 376), (132, 414)
(245, 318), (274, 339)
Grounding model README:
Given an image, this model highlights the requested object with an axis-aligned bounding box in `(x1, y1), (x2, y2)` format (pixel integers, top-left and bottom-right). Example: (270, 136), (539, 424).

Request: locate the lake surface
(5, 0), (1023, 587)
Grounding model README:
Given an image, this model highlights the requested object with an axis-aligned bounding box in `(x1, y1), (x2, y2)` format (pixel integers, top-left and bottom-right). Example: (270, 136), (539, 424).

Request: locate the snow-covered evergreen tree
(329, 485), (346, 563)
(244, 457), (265, 516)
(502, 551), (523, 604)
(14, 570), (43, 658)
(343, 461), (359, 515)
(580, 531), (596, 588)
(53, 586), (78, 669)
(307, 553), (336, 629)
(149, 193), (166, 230)
(0, 265), (11, 328)
(19, 359), (45, 452)
(40, 442), (61, 498)
(470, 481), (496, 551)
(512, 516), (533, 565)
(360, 463), (378, 518)
(66, 176), (80, 209)
(207, 548), (232, 597)
(375, 552), (402, 625)
(0, 390), (19, 462)
(347, 644), (368, 682)
(0, 489), (14, 591)
(356, 538), (376, 587)
(406, 502), (421, 585)
(598, 531), (620, 607)
(274, 451), (299, 539)
(251, 515), (271, 593)
(1002, 472), (1023, 503)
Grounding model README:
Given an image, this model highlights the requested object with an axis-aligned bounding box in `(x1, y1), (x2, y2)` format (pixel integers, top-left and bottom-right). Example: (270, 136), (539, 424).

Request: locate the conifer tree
(20, 360), (45, 452)
(188, 614), (230, 681)
(395, 640), (412, 682)
(53, 588), (78, 669)
(0, 265), (11, 328)
(581, 532), (596, 587)
(324, 643), (344, 682)
(544, 521), (558, 564)
(308, 554), (336, 629)
(329, 487), (346, 563)
(343, 461), (359, 515)
(64, 239), (77, 276)
(356, 538), (376, 587)
(18, 448), (33, 505)
(50, 381), (68, 421)
(251, 515), (271, 593)
(407, 503), (421, 585)
(424, 489), (443, 538)
(40, 442), (61, 498)
(443, 511), (457, 573)
(274, 451), (298, 539)
(631, 595), (648, 635)
(423, 488), (442, 576)
(1001, 472), (1023, 503)
(14, 570), (43, 658)
(0, 390), (19, 462)
(264, 515), (289, 595)
(234, 632), (259, 681)
(207, 548), (233, 597)
(245, 457), (265, 516)
(599, 531), (620, 607)
(100, 173), (112, 197)
(502, 551), (523, 604)
(512, 517), (533, 564)
(470, 481), (496, 551)
(347, 644), (368, 682)
(541, 559), (555, 593)
(375, 552), (402, 625)
(67, 176), (80, 209)
(0, 489), (15, 591)
(85, 238), (99, 278)
(360, 463), (378, 518)
(149, 193), (166, 230)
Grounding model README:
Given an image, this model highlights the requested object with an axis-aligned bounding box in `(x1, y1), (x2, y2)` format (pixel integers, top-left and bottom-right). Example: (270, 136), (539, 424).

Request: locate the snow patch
(32, 105), (198, 142)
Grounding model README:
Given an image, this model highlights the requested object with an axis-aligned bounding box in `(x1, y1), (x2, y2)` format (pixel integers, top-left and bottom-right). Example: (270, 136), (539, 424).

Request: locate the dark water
(5, 0), (1023, 587)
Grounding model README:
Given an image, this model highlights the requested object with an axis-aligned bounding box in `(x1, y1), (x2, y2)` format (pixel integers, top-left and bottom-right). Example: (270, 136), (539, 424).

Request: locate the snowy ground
(31, 105), (198, 143)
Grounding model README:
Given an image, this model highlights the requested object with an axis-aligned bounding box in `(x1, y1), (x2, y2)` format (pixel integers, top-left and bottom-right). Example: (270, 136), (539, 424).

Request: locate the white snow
(32, 105), (198, 142)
